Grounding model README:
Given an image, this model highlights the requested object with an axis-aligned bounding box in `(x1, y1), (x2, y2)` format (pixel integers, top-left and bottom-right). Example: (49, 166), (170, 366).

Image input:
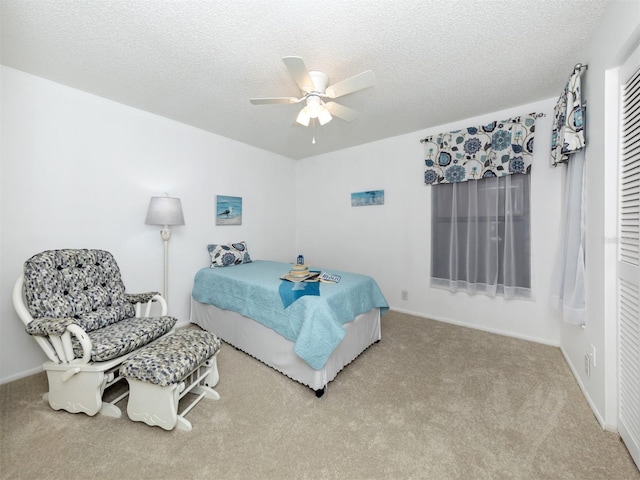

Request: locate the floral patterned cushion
(23, 249), (135, 332)
(25, 315), (177, 362)
(120, 329), (221, 386)
(83, 316), (177, 362)
(207, 242), (252, 267)
(25, 317), (76, 336)
(125, 292), (161, 304)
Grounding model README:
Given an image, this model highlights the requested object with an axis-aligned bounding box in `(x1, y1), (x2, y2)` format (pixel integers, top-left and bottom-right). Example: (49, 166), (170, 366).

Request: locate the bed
(190, 259), (389, 396)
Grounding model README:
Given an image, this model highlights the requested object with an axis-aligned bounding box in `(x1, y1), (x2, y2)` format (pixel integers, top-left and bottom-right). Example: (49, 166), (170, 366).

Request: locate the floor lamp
(145, 195), (185, 304)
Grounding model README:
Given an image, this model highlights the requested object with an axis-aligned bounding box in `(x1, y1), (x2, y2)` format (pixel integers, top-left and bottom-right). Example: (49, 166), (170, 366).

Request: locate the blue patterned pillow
(207, 241), (252, 267)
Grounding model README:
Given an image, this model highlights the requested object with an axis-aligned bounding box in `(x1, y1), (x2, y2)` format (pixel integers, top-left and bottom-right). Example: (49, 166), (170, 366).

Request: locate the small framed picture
(216, 195), (242, 225)
(351, 190), (384, 207)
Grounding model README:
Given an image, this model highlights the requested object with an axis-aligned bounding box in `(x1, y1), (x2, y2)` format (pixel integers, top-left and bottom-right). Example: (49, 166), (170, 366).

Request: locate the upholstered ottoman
(120, 329), (221, 431)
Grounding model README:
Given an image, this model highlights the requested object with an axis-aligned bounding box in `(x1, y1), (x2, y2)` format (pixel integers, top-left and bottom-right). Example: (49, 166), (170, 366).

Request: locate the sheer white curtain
(550, 150), (586, 325)
(431, 174), (531, 299)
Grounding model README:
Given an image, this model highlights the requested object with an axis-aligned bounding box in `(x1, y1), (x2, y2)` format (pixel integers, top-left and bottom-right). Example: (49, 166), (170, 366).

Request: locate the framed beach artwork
(216, 195), (242, 225)
(351, 190), (384, 207)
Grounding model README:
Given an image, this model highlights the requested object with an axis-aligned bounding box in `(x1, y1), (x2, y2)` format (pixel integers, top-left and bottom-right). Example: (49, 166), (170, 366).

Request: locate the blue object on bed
(191, 260), (389, 370)
(278, 280), (320, 309)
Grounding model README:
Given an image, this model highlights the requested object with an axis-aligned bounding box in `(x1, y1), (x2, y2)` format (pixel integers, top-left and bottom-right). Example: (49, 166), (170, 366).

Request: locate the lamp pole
(160, 226), (171, 301)
(145, 194), (185, 308)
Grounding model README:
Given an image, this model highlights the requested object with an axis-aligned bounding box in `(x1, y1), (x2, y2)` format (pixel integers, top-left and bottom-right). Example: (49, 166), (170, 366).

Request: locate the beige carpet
(1, 311), (638, 480)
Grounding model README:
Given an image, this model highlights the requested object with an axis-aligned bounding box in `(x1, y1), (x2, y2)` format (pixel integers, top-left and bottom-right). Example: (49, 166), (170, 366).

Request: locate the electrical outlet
(401, 290), (408, 301)
(584, 354), (591, 377)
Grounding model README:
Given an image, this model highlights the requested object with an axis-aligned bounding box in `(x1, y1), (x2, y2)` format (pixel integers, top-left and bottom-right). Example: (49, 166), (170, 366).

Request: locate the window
(431, 173), (531, 298)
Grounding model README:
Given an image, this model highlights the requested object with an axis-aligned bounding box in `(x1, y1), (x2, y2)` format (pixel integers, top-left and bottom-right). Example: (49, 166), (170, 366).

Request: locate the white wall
(0, 66), (296, 383)
(296, 98), (564, 346)
(564, 0), (640, 430)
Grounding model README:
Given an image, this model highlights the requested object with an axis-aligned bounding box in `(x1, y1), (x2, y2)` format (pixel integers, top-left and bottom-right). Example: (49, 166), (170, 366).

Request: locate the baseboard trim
(175, 319), (191, 329)
(0, 365), (43, 385)
(559, 346), (608, 431)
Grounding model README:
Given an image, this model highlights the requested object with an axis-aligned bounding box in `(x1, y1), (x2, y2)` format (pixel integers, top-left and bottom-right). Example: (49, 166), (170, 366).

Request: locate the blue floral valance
(421, 113), (537, 185)
(551, 65), (586, 166)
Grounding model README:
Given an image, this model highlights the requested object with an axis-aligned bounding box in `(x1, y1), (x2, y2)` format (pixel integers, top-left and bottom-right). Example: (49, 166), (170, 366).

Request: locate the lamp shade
(145, 196), (185, 226)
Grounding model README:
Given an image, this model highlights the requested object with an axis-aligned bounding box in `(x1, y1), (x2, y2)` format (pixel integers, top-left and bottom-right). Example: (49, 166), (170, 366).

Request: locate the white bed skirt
(190, 299), (381, 393)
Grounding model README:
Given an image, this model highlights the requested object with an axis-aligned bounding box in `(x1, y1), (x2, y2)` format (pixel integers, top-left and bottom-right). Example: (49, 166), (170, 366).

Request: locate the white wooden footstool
(120, 329), (221, 431)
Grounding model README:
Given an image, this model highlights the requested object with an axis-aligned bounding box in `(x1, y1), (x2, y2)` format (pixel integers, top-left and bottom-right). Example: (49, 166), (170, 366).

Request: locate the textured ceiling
(1, 0), (611, 160)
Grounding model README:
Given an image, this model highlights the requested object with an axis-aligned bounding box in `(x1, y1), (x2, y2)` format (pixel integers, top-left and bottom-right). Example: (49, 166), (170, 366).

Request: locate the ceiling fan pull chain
(312, 118), (316, 144)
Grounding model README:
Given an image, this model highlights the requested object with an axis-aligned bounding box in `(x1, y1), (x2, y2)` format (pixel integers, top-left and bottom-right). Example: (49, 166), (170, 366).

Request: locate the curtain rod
(573, 63), (588, 73)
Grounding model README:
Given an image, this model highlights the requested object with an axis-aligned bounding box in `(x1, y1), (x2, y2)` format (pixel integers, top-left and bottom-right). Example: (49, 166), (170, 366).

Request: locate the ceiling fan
(250, 57), (376, 127)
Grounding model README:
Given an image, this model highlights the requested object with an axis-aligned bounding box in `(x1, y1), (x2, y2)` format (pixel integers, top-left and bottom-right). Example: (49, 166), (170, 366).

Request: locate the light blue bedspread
(191, 260), (389, 369)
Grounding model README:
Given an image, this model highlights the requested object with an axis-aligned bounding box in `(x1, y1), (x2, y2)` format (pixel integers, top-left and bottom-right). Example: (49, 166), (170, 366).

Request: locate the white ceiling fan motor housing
(307, 71), (328, 94)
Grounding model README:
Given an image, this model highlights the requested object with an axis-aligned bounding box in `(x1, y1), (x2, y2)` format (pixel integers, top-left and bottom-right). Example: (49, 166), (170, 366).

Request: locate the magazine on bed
(318, 272), (341, 283)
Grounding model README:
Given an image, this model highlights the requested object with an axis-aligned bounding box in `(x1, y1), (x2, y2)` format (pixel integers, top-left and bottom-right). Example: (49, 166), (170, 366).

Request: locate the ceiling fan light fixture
(296, 107), (311, 126)
(306, 95), (322, 118)
(318, 108), (332, 125)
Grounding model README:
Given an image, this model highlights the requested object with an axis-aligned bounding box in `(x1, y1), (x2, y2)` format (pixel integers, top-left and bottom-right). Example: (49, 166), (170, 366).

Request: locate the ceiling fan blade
(325, 70), (376, 99)
(324, 102), (357, 122)
(250, 97), (300, 105)
(282, 56), (314, 93)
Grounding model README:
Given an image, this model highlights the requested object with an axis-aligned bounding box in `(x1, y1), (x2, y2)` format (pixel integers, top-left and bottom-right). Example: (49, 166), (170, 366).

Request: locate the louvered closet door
(618, 43), (640, 470)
